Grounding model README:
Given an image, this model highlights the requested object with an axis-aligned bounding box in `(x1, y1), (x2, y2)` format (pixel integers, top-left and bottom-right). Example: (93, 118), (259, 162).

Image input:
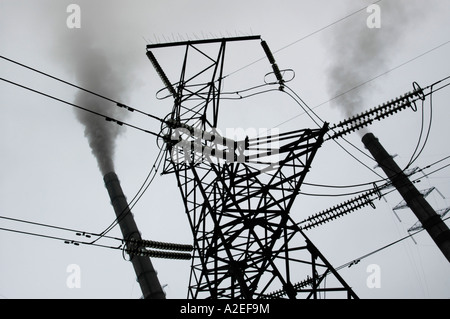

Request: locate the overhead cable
(0, 55), (163, 123)
(0, 77), (161, 137)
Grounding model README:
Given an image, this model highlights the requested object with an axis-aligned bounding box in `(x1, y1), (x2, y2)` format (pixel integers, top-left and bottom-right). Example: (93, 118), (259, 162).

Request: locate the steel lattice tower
(146, 36), (358, 299)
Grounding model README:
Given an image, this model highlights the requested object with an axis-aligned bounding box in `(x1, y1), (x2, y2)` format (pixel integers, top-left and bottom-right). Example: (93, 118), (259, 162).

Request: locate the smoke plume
(325, 1), (424, 118)
(51, 4), (138, 176)
(70, 39), (129, 175)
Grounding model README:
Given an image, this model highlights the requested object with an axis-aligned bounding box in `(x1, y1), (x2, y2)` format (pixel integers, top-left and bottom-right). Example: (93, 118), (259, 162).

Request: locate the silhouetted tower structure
(146, 36), (358, 299)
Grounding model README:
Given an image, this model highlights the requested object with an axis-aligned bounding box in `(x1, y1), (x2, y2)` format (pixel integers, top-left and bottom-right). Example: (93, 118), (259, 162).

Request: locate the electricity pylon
(146, 35), (358, 299)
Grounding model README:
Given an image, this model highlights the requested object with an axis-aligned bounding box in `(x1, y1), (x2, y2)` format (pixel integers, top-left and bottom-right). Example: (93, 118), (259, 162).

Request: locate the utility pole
(362, 132), (450, 263)
(104, 172), (166, 299)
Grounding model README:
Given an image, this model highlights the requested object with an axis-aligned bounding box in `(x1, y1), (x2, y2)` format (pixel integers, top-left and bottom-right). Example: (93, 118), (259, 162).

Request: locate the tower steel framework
(146, 36), (358, 299)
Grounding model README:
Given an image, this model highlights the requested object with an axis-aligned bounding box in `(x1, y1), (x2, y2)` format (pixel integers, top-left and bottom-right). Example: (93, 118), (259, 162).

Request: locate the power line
(273, 39), (450, 130)
(0, 70), (171, 248)
(281, 83), (385, 180)
(0, 77), (161, 138)
(303, 179), (384, 189)
(301, 154), (450, 191)
(255, 52), (450, 184)
(405, 82), (440, 169)
(420, 155), (450, 172)
(224, 0), (384, 78)
(300, 213), (450, 297)
(0, 225), (120, 250)
(0, 56), (171, 242)
(281, 74), (450, 189)
(337, 215), (450, 271)
(298, 186), (377, 198)
(0, 214), (122, 245)
(1, 73), (168, 242)
(0, 205), (193, 258)
(51, 147), (445, 264)
(3, 60), (446, 213)
(0, 55), (164, 123)
(92, 147), (165, 243)
(0, 224), (192, 260)
(297, 155), (450, 233)
(298, 154), (450, 198)
(417, 163), (450, 182)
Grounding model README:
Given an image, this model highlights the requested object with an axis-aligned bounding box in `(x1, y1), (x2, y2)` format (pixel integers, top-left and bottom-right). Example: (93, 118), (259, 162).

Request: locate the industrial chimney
(362, 132), (450, 263)
(103, 172), (166, 299)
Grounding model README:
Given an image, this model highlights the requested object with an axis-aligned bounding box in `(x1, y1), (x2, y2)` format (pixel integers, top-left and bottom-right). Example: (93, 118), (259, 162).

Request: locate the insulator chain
(128, 237), (193, 252)
(263, 276), (314, 299)
(126, 247), (192, 260)
(327, 90), (419, 140)
(293, 276), (314, 290)
(299, 190), (378, 230)
(261, 40), (285, 90)
(146, 50), (177, 98)
(123, 238), (193, 260)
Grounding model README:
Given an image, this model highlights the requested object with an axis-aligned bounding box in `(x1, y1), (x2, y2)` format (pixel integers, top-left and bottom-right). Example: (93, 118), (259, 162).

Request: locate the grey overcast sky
(1, 0), (450, 299)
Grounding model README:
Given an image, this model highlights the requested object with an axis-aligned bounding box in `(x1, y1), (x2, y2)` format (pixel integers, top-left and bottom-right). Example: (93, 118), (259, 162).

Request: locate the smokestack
(362, 132), (450, 263)
(103, 172), (166, 299)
